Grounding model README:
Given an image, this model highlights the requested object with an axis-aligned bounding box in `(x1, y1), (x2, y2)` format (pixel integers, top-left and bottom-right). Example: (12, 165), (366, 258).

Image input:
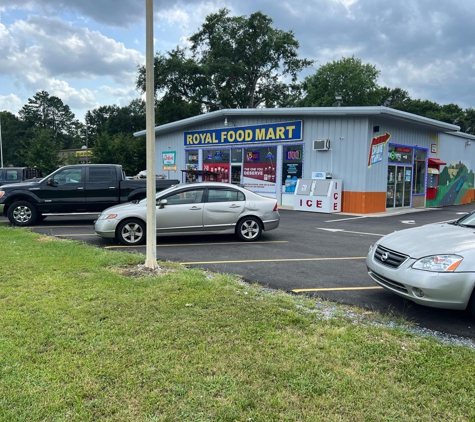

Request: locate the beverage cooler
(293, 178), (342, 213)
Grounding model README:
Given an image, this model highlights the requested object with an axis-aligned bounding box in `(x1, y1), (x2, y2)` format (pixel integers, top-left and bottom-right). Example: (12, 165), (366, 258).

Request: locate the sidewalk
(279, 204), (473, 218)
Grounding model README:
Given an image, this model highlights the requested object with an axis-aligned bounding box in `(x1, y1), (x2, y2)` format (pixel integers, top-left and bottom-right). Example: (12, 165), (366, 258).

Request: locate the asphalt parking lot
(2, 204), (475, 340)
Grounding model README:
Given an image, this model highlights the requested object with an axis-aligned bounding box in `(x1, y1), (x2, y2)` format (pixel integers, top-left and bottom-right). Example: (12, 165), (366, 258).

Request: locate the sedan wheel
(7, 201), (38, 226)
(236, 216), (262, 242)
(117, 219), (146, 245)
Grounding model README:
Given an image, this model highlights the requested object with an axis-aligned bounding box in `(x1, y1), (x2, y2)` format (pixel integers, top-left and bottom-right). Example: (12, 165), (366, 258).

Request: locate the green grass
(0, 224), (474, 421)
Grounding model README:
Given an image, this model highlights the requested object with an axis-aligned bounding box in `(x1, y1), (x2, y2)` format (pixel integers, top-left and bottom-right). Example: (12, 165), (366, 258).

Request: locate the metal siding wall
(438, 133), (472, 170)
(304, 117), (370, 191)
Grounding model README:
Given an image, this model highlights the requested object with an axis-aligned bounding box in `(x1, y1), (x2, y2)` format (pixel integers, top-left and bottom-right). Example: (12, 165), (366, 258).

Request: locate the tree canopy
(302, 56), (384, 107)
(136, 8), (313, 112)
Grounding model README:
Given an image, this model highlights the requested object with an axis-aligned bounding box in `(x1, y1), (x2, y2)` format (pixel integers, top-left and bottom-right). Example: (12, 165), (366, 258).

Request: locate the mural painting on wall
(426, 161), (475, 207)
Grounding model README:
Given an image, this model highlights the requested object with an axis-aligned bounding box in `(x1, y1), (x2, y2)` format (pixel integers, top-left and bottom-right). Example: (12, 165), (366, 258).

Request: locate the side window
(164, 189), (204, 205)
(207, 188), (245, 202)
(89, 167), (115, 183)
(53, 168), (83, 185)
(6, 170), (19, 181)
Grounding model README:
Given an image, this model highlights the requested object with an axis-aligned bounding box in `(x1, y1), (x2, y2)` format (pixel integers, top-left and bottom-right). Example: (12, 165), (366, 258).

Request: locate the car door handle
(190, 206), (202, 210)
(77, 187), (84, 190)
(229, 204), (241, 208)
(109, 187), (116, 189)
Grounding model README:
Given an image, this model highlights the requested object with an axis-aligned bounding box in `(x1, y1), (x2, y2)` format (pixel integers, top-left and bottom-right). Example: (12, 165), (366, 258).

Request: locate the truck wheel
(117, 219), (146, 245)
(236, 216), (262, 242)
(7, 200), (38, 226)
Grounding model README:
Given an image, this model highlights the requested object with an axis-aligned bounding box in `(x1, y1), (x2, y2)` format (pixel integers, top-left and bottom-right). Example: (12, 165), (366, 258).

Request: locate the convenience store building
(135, 107), (475, 214)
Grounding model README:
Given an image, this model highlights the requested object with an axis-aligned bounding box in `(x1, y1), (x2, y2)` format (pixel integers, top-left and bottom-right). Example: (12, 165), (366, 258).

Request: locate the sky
(1, 0), (475, 122)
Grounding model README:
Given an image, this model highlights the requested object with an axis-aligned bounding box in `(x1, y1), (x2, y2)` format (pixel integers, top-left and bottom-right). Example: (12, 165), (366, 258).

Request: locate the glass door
(387, 165), (412, 209)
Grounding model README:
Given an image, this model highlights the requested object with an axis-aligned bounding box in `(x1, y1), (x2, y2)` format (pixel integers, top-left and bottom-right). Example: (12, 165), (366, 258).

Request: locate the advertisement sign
(162, 151), (176, 165)
(368, 133), (391, 168)
(243, 163), (276, 190)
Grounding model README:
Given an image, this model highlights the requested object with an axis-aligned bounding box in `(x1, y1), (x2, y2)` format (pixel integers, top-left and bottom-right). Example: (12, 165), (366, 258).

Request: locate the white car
(94, 182), (280, 245)
(366, 212), (475, 317)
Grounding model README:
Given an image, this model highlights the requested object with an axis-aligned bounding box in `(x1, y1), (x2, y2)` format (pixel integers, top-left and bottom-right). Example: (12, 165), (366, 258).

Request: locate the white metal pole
(0, 113), (4, 168)
(145, 0), (158, 269)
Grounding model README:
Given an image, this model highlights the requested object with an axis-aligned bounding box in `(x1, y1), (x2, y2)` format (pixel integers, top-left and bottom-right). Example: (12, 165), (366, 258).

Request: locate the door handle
(109, 187), (116, 189)
(77, 187), (84, 190)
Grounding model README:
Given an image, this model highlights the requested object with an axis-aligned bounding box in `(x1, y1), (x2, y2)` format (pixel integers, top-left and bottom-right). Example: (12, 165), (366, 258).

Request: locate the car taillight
(273, 202), (278, 212)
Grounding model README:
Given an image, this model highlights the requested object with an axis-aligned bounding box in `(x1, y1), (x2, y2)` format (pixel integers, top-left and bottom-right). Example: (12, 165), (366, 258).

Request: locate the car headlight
(98, 214), (118, 220)
(412, 255), (463, 272)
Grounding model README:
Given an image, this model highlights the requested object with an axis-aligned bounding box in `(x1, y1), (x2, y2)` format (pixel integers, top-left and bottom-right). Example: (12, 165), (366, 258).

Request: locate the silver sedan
(366, 211), (475, 317)
(94, 182), (280, 245)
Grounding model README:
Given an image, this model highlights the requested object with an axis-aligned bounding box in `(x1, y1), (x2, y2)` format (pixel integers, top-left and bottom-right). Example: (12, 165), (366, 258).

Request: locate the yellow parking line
(180, 257), (366, 265)
(292, 286), (383, 293)
(105, 240), (288, 249)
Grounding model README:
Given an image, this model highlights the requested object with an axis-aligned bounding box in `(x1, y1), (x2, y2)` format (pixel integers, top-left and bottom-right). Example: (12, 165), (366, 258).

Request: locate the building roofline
(133, 106), (461, 137)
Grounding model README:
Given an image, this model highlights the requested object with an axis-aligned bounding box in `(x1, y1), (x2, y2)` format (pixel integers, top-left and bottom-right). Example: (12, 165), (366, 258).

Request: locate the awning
(427, 168), (439, 174)
(428, 157), (447, 166)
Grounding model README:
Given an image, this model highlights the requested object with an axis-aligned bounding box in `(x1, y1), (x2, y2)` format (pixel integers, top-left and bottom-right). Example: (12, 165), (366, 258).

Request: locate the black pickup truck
(0, 164), (179, 226)
(0, 167), (42, 186)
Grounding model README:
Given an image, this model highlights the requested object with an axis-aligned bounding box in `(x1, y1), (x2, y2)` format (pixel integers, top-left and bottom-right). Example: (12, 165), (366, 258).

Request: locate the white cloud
(0, 93), (23, 114)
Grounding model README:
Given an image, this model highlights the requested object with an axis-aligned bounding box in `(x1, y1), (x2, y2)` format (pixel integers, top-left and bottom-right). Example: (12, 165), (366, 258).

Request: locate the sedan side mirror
(158, 198), (168, 209)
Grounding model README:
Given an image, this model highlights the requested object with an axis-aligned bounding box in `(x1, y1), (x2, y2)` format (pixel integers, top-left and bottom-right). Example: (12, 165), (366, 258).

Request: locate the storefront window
(413, 148), (427, 194)
(242, 146), (277, 191)
(231, 148), (243, 163)
(282, 145), (303, 193)
(185, 149), (199, 182)
(203, 149), (230, 183)
(388, 145), (413, 164)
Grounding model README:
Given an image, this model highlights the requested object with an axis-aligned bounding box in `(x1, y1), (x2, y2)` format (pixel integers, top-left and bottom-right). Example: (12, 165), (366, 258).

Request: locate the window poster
(243, 147), (277, 191)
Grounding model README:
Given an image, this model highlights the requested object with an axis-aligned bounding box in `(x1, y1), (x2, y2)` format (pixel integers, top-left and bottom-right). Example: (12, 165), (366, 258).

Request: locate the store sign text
(368, 132), (391, 168)
(184, 121), (302, 146)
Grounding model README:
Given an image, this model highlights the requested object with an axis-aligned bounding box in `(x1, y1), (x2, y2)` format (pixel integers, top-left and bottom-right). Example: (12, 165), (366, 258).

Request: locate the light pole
(144, 0), (158, 269)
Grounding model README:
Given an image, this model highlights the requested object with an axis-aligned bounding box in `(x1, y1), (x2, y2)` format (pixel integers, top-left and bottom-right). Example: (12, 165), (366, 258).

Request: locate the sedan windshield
(453, 211), (475, 228)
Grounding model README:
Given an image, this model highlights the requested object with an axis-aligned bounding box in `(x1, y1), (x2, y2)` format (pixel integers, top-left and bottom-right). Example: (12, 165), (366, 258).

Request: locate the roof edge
(133, 106), (460, 137)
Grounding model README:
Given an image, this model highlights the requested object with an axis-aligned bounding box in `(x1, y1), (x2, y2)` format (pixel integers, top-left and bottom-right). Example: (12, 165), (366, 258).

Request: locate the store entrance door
(387, 165), (412, 208)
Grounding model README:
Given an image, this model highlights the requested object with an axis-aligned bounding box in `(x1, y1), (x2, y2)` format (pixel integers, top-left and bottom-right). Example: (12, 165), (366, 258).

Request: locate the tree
(301, 56), (383, 107)
(18, 91), (82, 149)
(136, 8), (313, 112)
(23, 128), (62, 174)
(91, 132), (145, 176)
(0, 111), (29, 167)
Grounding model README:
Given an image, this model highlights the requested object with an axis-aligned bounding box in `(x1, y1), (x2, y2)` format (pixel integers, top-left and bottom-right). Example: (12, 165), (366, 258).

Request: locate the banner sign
(184, 121), (302, 147)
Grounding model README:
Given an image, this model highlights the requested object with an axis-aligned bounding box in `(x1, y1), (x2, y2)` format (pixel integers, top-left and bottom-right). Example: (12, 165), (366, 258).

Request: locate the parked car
(94, 182), (280, 245)
(0, 164), (179, 226)
(366, 211), (475, 317)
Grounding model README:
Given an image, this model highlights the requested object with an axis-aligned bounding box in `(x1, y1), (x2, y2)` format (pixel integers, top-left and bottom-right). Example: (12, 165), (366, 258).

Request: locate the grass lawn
(0, 224), (474, 421)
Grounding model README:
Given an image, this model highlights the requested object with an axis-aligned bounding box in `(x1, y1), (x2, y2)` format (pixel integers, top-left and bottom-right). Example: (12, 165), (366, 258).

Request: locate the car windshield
(453, 211), (475, 228)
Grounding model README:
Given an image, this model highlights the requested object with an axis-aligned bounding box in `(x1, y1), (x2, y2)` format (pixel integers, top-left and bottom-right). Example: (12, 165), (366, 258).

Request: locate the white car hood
(378, 223), (475, 257)
(101, 200), (144, 214)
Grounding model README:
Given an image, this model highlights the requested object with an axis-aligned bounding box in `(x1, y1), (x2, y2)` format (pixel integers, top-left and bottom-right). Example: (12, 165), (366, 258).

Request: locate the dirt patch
(113, 263), (177, 278)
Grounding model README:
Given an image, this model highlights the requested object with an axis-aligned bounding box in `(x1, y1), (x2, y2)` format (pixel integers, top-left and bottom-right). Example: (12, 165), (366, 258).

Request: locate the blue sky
(1, 0), (475, 122)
